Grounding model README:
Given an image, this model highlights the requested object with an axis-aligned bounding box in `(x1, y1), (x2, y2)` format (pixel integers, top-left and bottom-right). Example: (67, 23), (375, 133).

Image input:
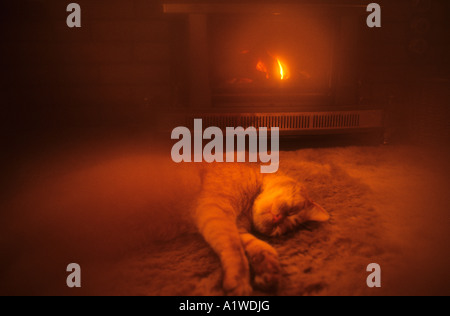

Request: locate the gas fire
(276, 58), (288, 80)
(255, 56), (289, 81)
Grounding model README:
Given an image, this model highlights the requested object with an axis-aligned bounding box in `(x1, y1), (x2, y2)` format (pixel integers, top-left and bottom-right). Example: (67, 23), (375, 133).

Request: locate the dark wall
(358, 0), (450, 144)
(0, 0), (185, 131)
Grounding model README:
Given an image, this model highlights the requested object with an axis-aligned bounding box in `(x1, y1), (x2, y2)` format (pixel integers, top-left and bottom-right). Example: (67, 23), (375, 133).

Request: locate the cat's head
(252, 174), (329, 237)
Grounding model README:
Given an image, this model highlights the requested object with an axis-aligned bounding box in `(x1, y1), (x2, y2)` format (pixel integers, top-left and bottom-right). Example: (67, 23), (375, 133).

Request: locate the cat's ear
(304, 202), (330, 222)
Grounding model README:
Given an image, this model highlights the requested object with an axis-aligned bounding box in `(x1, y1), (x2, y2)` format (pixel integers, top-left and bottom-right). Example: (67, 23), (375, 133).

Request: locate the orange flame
(276, 58), (288, 80)
(256, 57), (289, 81)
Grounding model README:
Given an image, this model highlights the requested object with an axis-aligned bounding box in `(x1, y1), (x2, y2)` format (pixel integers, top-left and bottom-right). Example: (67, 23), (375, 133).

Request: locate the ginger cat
(195, 164), (330, 295)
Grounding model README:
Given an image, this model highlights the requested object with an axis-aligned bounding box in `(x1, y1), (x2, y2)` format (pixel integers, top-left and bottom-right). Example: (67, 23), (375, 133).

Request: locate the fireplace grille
(189, 110), (383, 133)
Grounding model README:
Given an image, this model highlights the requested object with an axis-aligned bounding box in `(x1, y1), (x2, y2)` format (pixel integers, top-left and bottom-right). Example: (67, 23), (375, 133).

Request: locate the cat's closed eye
(286, 208), (297, 216)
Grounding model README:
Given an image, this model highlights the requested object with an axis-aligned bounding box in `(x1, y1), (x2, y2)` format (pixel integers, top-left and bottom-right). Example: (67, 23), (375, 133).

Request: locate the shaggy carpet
(1, 141), (449, 296)
(106, 146), (450, 296)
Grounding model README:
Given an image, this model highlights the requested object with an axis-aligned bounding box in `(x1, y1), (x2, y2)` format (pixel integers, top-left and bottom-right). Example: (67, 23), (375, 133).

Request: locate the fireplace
(164, 1), (384, 135)
(209, 12), (334, 108)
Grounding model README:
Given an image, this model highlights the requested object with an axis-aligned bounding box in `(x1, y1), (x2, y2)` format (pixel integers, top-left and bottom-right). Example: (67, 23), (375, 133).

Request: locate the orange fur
(194, 164), (329, 295)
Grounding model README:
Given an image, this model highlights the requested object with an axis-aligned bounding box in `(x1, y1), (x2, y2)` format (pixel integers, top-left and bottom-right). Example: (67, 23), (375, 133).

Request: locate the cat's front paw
(250, 250), (281, 292)
(223, 275), (253, 296)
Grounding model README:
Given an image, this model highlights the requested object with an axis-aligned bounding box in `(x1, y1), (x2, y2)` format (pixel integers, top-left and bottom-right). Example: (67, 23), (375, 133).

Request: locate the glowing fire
(255, 56), (289, 81)
(277, 58), (286, 80)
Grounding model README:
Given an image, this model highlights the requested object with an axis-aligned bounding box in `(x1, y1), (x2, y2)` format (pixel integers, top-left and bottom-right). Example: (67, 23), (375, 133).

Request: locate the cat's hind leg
(239, 232), (281, 292)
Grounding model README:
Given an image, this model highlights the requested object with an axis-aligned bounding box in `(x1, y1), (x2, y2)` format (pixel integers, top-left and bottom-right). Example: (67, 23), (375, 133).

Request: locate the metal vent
(189, 110), (382, 132)
(312, 113), (360, 129)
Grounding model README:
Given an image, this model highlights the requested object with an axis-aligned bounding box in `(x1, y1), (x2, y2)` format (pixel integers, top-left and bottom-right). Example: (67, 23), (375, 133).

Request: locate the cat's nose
(272, 214), (283, 224)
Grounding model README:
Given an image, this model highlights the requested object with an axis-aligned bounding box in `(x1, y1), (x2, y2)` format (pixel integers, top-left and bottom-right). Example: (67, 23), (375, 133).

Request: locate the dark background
(0, 0), (449, 143)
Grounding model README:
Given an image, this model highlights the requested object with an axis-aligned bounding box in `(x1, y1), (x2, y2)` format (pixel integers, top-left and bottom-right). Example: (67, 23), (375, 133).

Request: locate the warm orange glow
(276, 58), (289, 80)
(256, 60), (269, 79)
(277, 59), (285, 80)
(256, 57), (289, 81)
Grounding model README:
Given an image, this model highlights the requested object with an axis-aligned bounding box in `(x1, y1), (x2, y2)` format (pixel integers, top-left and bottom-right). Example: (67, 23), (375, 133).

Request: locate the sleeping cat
(194, 164), (330, 296)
